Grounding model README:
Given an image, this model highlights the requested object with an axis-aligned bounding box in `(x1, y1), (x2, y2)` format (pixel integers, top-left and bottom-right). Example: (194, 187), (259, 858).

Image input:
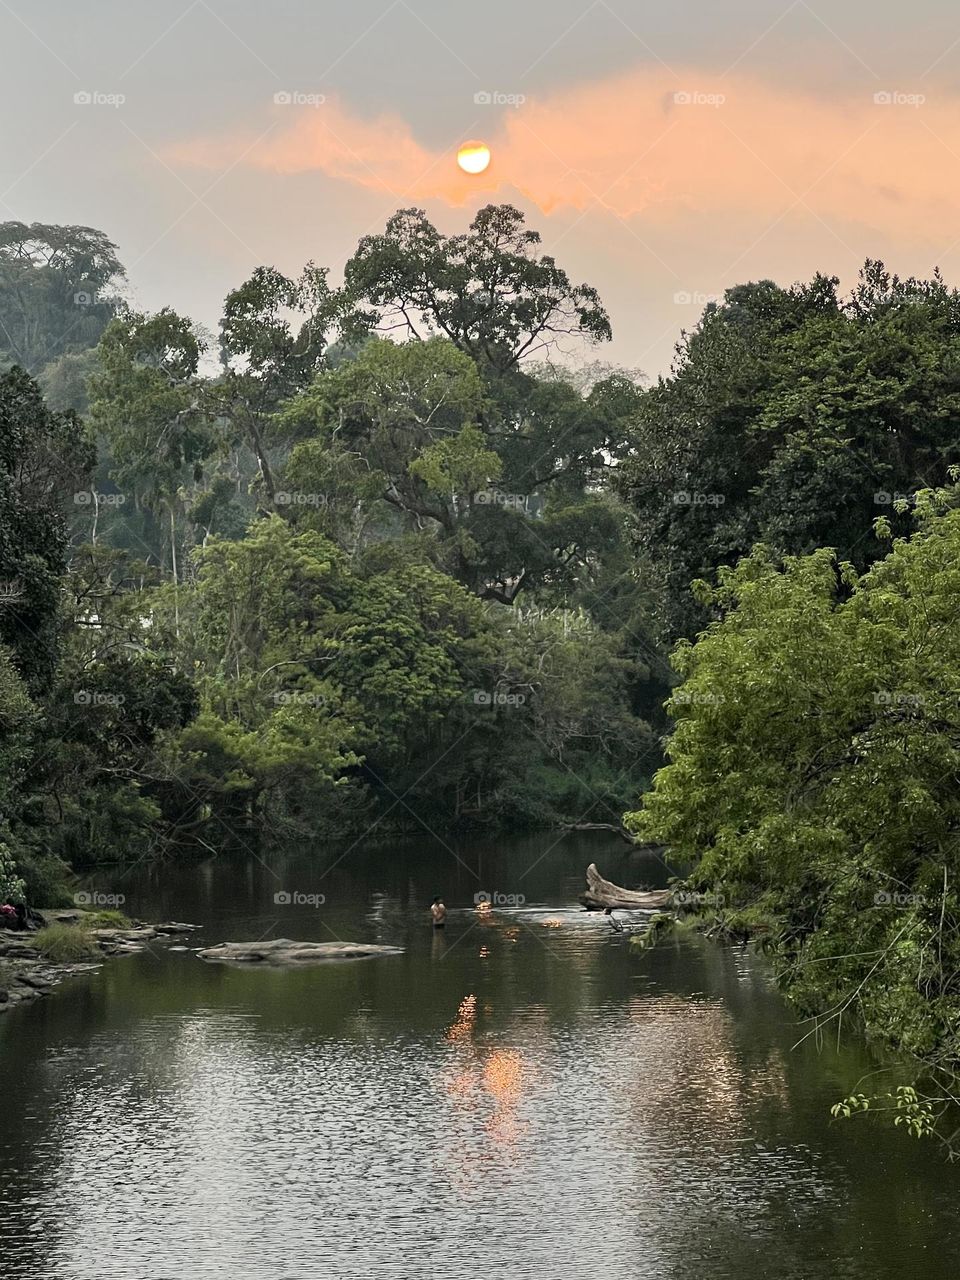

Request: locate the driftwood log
(197, 939), (403, 966)
(579, 863), (672, 912)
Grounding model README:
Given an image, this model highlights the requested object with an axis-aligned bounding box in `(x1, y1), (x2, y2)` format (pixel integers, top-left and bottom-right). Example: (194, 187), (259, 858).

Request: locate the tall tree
(279, 337), (635, 604)
(342, 204), (611, 376)
(0, 221), (125, 376)
(89, 309), (212, 581)
(0, 366), (93, 689)
(212, 264), (336, 505)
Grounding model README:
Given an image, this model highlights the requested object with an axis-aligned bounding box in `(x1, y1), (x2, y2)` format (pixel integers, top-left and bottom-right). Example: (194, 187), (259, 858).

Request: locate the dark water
(1, 833), (959, 1279)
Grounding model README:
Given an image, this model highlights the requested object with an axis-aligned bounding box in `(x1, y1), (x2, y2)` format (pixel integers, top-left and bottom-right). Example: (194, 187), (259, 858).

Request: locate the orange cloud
(169, 68), (960, 244)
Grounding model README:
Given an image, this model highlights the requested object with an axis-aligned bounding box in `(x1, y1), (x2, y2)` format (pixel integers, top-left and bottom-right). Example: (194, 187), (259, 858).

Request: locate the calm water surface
(1, 834), (959, 1279)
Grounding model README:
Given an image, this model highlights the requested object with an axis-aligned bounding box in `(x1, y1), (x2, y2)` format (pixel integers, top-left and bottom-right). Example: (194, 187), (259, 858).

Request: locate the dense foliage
(627, 493), (960, 1123)
(0, 208), (657, 899)
(617, 263), (960, 638)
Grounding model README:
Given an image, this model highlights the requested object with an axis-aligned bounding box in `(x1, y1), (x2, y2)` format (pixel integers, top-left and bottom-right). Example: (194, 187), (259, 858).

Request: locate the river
(1, 833), (959, 1279)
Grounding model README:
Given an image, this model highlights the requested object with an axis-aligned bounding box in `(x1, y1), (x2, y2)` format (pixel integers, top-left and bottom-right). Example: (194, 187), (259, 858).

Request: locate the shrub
(33, 923), (101, 962)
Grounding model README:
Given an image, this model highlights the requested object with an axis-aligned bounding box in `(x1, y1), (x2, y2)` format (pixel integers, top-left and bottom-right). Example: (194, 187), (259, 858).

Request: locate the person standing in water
(430, 896), (447, 928)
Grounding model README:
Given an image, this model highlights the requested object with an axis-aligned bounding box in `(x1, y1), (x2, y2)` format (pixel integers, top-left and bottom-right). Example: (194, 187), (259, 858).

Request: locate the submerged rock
(197, 939), (403, 966)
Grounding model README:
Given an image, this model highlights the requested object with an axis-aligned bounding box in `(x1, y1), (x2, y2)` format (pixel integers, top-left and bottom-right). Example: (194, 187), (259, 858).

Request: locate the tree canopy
(617, 262), (960, 638)
(342, 204), (612, 375)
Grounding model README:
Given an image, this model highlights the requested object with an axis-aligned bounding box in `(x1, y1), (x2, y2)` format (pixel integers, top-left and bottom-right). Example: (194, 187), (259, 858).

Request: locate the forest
(3, 210), (960, 1120)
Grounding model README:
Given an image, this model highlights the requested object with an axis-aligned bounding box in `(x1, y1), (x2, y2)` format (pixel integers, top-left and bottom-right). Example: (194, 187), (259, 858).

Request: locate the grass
(33, 923), (102, 962)
(77, 908), (131, 930)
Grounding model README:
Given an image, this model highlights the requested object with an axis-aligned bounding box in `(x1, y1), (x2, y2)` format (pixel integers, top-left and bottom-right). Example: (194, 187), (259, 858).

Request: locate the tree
(341, 205), (611, 376)
(626, 488), (960, 1088)
(38, 561), (199, 868)
(213, 264), (336, 505)
(161, 516), (493, 832)
(0, 221), (125, 375)
(616, 263), (960, 638)
(0, 841), (25, 905)
(0, 366), (94, 689)
(280, 336), (636, 604)
(89, 309), (213, 582)
(0, 645), (39, 897)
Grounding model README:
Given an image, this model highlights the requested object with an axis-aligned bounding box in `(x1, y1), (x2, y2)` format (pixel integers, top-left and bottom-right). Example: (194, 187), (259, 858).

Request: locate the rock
(91, 927), (157, 942)
(154, 922), (202, 934)
(197, 939), (404, 966)
(0, 940), (40, 959)
(17, 973), (53, 990)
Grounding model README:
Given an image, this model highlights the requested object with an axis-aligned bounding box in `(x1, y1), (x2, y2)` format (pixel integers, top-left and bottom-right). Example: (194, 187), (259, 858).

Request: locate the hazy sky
(4, 0), (960, 374)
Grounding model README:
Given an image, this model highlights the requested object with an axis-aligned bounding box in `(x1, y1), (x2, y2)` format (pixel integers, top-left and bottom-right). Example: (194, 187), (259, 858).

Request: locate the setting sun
(457, 140), (491, 174)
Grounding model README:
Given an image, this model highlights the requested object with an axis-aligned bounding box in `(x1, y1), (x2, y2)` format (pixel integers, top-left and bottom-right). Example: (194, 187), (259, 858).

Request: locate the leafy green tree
(617, 263), (960, 637)
(88, 309), (213, 579)
(279, 335), (486, 541)
(38, 607), (199, 867)
(0, 646), (39, 895)
(626, 489), (960, 1085)
(342, 204), (611, 376)
(280, 336), (636, 604)
(0, 366), (94, 689)
(212, 264), (336, 505)
(0, 841), (25, 905)
(161, 517), (491, 831)
(472, 605), (656, 828)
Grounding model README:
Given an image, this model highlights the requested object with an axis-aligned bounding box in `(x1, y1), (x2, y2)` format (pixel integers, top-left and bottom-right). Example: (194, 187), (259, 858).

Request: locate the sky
(3, 0), (960, 376)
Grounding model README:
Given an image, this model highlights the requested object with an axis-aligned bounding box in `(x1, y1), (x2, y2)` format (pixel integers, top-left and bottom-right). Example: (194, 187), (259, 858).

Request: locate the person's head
(432, 896), (442, 905)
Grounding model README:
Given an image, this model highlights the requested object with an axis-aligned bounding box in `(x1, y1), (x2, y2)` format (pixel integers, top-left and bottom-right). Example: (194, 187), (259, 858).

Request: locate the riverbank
(0, 911), (200, 1013)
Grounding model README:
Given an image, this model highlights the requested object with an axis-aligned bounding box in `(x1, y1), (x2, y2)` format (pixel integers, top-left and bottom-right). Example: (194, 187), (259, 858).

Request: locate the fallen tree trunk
(579, 863), (672, 911)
